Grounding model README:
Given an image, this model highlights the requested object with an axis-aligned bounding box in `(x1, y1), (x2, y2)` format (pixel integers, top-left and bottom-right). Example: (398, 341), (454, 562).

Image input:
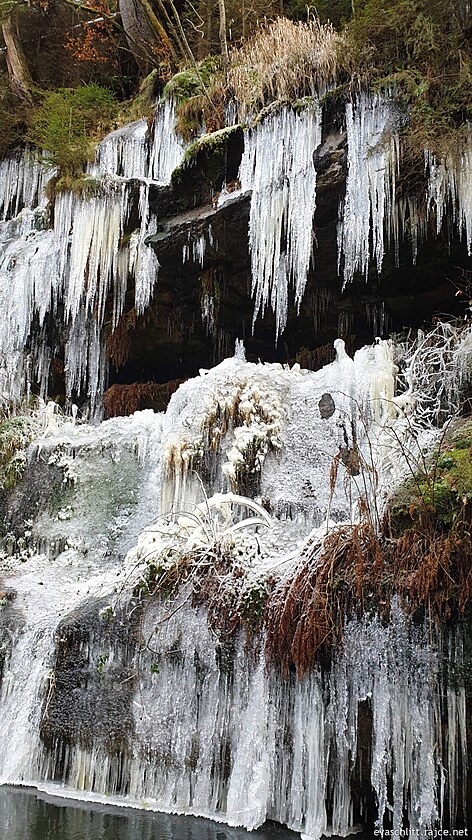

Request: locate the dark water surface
(0, 786), (298, 840)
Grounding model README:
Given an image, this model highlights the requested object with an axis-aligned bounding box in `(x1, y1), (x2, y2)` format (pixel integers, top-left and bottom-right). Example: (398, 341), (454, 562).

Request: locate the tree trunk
(118, 0), (178, 74)
(2, 19), (33, 103)
(217, 0), (228, 68)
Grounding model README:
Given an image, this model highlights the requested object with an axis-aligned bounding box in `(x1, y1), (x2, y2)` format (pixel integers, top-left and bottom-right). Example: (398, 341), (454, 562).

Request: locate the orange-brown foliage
(264, 515), (471, 679)
(106, 308), (137, 371)
(66, 0), (118, 68)
(391, 528), (472, 619)
(103, 382), (160, 417)
(104, 377), (186, 418)
(265, 524), (385, 679)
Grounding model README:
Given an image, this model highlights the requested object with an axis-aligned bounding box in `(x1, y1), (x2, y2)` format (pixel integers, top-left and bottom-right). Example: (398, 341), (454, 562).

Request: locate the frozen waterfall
(0, 99), (185, 415)
(0, 333), (470, 837)
(0, 85), (470, 840)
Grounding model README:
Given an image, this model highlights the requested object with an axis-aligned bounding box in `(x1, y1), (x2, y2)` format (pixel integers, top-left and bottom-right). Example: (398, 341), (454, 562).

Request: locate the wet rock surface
(41, 598), (142, 757)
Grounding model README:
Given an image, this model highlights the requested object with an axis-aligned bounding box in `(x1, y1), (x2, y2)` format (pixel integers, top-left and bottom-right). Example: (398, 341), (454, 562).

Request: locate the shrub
(346, 0), (472, 152)
(27, 83), (117, 176)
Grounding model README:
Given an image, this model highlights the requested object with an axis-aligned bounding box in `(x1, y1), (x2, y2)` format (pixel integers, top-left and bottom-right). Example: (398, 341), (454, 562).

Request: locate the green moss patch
(171, 125), (241, 196)
(388, 419), (472, 535)
(0, 416), (37, 491)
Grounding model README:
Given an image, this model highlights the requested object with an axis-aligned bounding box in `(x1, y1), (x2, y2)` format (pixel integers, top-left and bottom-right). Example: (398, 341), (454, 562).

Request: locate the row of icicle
(0, 92), (471, 412)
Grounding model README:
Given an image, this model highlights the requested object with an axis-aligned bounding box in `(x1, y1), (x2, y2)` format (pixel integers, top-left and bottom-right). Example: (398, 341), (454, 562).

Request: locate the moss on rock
(387, 419), (472, 536)
(167, 125), (243, 211)
(0, 416), (37, 491)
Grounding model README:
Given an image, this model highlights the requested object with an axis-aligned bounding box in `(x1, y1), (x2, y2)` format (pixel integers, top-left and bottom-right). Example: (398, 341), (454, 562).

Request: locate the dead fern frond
(106, 308), (137, 371)
(265, 522), (385, 679)
(103, 382), (160, 417)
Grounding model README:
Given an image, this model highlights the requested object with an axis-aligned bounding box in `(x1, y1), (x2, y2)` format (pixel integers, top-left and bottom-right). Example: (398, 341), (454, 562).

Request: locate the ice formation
(0, 83), (471, 838)
(0, 328), (470, 835)
(0, 100), (185, 414)
(0, 146), (53, 220)
(28, 602), (462, 838)
(338, 92), (401, 287)
(426, 128), (472, 255)
(339, 97), (472, 282)
(238, 103), (322, 337)
(182, 225), (215, 267)
(91, 100), (184, 185)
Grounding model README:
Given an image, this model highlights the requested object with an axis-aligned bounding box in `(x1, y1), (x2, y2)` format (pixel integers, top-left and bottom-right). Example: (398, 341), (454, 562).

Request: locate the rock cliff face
(0, 94), (470, 415)
(109, 102), (471, 402)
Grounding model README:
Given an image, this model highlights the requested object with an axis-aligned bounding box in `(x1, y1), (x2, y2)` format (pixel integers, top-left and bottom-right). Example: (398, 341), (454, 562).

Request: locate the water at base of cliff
(0, 785), (303, 840)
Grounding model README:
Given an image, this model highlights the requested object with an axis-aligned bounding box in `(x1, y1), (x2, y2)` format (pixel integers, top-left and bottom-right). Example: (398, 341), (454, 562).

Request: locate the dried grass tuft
(391, 526), (472, 619)
(106, 308), (137, 371)
(228, 17), (349, 119)
(264, 511), (471, 679)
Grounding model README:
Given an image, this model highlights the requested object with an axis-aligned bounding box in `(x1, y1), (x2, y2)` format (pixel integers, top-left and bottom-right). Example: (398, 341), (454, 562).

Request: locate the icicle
(92, 119), (149, 180)
(182, 226), (215, 268)
(0, 625), (55, 784)
(388, 196), (426, 266)
(0, 147), (53, 221)
(150, 99), (186, 184)
(425, 127), (472, 254)
(339, 92), (400, 287)
(92, 100), (186, 185)
(128, 183), (160, 315)
(0, 97), (186, 412)
(0, 211), (58, 406)
(238, 103), (322, 338)
(62, 183), (129, 325)
(20, 600), (466, 840)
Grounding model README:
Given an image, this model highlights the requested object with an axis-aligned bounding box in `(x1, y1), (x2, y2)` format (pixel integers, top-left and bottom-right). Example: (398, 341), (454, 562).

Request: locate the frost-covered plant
(326, 324), (472, 526)
(164, 372), (284, 505)
(393, 321), (472, 426)
(131, 493), (271, 581)
(127, 492), (274, 634)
